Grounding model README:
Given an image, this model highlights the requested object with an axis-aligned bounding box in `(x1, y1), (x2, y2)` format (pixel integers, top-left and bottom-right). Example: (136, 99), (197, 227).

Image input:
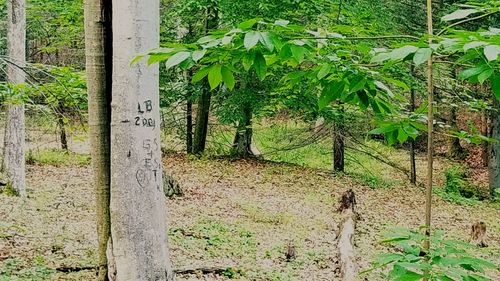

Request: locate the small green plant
(444, 165), (488, 201)
(366, 227), (497, 280)
(0, 181), (18, 197)
(27, 149), (90, 167)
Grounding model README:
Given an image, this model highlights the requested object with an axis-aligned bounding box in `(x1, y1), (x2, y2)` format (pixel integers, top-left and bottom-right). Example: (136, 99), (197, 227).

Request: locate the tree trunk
(186, 99), (193, 153)
(3, 0), (26, 197)
(57, 111), (68, 151)
(84, 0), (112, 279)
(232, 104), (260, 158)
(191, 7), (218, 155)
(424, 0), (435, 253)
(490, 98), (500, 197)
(409, 66), (417, 185)
(449, 106), (466, 159)
(109, 0), (173, 279)
(333, 108), (345, 173)
(185, 71), (193, 154)
(192, 86), (211, 155)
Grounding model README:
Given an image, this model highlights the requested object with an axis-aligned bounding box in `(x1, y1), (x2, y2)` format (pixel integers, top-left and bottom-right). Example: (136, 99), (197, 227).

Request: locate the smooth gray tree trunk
(108, 0), (172, 280)
(3, 0), (26, 197)
(84, 0), (112, 279)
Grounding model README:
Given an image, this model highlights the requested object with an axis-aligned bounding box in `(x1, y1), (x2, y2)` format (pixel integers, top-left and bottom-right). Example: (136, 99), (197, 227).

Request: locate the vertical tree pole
(84, 0), (112, 279)
(410, 65), (417, 185)
(424, 0), (434, 251)
(3, 0), (26, 197)
(109, 0), (173, 279)
(490, 97), (499, 197)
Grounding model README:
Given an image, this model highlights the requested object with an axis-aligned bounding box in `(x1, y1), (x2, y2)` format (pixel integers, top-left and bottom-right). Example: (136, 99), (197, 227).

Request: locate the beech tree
(84, 0), (112, 279)
(3, 0), (26, 197)
(107, 0), (173, 279)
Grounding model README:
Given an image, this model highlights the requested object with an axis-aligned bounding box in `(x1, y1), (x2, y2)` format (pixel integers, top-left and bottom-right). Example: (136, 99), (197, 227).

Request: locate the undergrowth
(26, 149), (90, 167)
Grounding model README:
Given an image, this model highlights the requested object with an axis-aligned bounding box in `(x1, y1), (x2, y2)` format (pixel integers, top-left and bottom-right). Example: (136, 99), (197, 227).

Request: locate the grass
(0, 258), (55, 281)
(204, 120), (405, 189)
(26, 149), (90, 167)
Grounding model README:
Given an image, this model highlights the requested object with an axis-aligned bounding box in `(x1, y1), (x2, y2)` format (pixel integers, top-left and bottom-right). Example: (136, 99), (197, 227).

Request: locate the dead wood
(337, 190), (358, 281)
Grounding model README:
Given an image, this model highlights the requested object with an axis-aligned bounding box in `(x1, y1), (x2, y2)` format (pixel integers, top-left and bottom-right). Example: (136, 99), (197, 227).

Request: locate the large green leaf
(442, 9), (478, 21)
(221, 66), (235, 90)
(317, 64), (331, 80)
(390, 45), (419, 61)
(238, 18), (261, 30)
(165, 52), (190, 69)
(484, 45), (500, 61)
(192, 67), (211, 83)
(208, 64), (222, 90)
(253, 52), (267, 81)
(413, 48), (432, 66)
(492, 75), (500, 101)
(259, 32), (275, 51)
(192, 49), (206, 62)
(318, 80), (345, 109)
(290, 45), (306, 62)
(244, 31), (261, 50)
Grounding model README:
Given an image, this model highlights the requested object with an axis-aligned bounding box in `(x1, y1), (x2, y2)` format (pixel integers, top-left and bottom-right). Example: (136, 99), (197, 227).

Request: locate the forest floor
(0, 120), (499, 280)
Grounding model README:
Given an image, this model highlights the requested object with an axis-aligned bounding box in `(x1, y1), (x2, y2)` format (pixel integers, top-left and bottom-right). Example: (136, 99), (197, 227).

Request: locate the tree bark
(109, 0), (173, 279)
(232, 104), (260, 158)
(424, 0), (435, 253)
(490, 98), (500, 197)
(84, 0), (112, 279)
(3, 0), (26, 197)
(185, 71), (193, 154)
(57, 109), (68, 151)
(337, 190), (357, 281)
(192, 86), (211, 155)
(333, 108), (345, 173)
(191, 7), (218, 155)
(410, 66), (417, 185)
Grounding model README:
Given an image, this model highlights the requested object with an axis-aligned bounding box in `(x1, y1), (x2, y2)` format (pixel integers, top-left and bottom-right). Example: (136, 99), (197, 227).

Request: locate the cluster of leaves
(367, 227), (497, 280)
(144, 18), (408, 133)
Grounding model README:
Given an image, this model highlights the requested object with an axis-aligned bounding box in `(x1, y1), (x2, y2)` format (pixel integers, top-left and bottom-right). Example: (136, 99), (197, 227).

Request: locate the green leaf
(349, 76), (367, 93)
(371, 52), (390, 63)
(491, 75), (500, 101)
(369, 125), (397, 135)
(208, 64), (222, 90)
(484, 45), (500, 61)
(318, 80), (345, 109)
(253, 52), (267, 81)
(238, 18), (261, 30)
(442, 9), (478, 22)
(192, 67), (211, 83)
(197, 35), (217, 44)
(259, 32), (275, 51)
(463, 41), (487, 52)
(317, 64), (331, 80)
(390, 45), (419, 61)
(413, 48), (432, 66)
(290, 45), (306, 62)
(221, 66), (235, 90)
(244, 31), (261, 50)
(274, 19), (289, 26)
(192, 49), (207, 62)
(460, 65), (489, 80)
(477, 68), (494, 84)
(242, 51), (255, 71)
(397, 128), (409, 143)
(165, 52), (190, 69)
